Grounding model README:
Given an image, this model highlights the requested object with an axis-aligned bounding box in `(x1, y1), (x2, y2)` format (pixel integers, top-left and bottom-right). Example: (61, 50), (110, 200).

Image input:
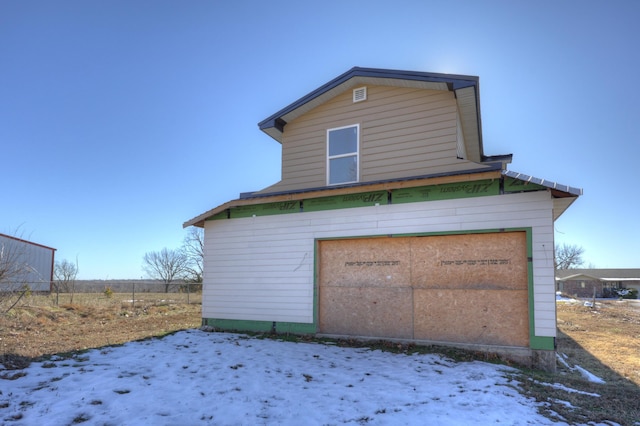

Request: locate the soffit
(552, 196), (578, 221)
(456, 86), (481, 162)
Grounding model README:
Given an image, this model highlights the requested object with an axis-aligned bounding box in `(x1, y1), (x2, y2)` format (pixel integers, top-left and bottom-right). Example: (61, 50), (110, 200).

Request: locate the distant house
(556, 269), (640, 298)
(0, 233), (56, 292)
(185, 67), (582, 370)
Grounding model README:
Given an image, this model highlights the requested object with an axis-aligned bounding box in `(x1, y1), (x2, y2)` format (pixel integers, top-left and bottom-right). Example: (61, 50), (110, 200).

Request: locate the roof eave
(258, 67), (481, 145)
(555, 274), (600, 281)
(183, 167), (503, 228)
(501, 170), (582, 221)
(503, 170), (583, 197)
(0, 233), (57, 252)
(482, 154), (513, 170)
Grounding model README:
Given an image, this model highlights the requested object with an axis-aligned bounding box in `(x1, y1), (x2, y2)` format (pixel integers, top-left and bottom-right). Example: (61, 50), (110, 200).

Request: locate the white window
(327, 124), (359, 185)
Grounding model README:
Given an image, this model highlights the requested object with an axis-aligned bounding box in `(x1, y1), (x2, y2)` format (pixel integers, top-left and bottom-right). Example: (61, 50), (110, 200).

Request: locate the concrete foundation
(318, 334), (557, 372)
(532, 349), (557, 372)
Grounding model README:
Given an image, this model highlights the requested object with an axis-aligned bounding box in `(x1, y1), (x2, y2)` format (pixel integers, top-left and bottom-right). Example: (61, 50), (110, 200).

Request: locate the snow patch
(556, 353), (606, 384)
(0, 330), (562, 425)
(530, 378), (601, 397)
(574, 365), (606, 384)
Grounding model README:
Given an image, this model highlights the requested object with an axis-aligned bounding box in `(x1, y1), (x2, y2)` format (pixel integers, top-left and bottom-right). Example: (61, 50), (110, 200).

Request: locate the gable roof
(258, 67), (497, 164)
(556, 269), (640, 281)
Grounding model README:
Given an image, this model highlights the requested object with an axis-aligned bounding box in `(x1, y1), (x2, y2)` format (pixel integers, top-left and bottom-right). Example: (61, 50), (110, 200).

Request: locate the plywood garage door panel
(318, 232), (529, 347)
(318, 238), (413, 339)
(410, 233), (528, 290)
(413, 288), (529, 346)
(411, 232), (529, 346)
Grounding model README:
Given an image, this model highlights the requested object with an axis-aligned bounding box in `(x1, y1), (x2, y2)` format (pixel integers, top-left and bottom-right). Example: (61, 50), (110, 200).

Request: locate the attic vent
(353, 87), (367, 103)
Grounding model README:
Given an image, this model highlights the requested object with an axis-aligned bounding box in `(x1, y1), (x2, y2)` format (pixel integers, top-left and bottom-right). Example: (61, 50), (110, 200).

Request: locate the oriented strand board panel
(319, 286), (413, 339)
(410, 232), (530, 347)
(410, 232), (528, 290)
(318, 238), (412, 338)
(318, 232), (529, 347)
(413, 289), (529, 346)
(319, 238), (410, 288)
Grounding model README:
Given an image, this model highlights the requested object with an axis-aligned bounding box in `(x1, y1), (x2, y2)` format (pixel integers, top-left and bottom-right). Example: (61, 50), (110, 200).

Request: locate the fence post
(132, 282), (135, 309)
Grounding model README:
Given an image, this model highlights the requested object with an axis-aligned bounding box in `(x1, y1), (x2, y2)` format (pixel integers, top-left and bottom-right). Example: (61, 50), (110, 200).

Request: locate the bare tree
(555, 243), (585, 270)
(54, 258), (79, 302)
(142, 248), (189, 293)
(181, 227), (204, 284)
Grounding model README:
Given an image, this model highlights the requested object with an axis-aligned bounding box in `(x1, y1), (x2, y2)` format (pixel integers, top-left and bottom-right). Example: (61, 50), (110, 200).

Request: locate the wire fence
(0, 280), (202, 312)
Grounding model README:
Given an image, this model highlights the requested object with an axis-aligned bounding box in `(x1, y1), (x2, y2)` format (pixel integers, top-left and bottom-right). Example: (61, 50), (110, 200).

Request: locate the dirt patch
(1, 299), (201, 369)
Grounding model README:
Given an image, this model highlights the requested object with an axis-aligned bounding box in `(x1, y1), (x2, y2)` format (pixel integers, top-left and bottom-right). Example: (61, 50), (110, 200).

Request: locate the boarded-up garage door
(318, 232), (529, 347)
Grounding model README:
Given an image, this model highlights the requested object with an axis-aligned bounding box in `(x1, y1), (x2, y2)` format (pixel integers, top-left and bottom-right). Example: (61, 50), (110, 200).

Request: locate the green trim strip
(503, 176), (547, 193)
(208, 211), (229, 221)
(392, 179), (499, 204)
(205, 178), (540, 221)
(230, 201), (300, 218)
(525, 229), (536, 347)
(304, 190), (387, 212)
(530, 336), (555, 351)
(313, 241), (319, 332)
(203, 318), (316, 334)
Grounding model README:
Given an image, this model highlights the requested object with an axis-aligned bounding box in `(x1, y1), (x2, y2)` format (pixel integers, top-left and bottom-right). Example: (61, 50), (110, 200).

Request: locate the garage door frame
(314, 227), (542, 349)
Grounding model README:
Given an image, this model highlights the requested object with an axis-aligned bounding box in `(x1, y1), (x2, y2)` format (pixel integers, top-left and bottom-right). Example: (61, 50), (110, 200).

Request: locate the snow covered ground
(0, 330), (607, 425)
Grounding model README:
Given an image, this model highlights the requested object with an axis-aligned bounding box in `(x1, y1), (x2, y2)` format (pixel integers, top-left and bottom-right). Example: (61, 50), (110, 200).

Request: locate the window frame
(326, 124), (360, 186)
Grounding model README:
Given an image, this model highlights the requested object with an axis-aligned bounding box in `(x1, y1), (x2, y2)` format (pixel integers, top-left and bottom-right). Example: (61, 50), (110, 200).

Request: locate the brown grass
(515, 299), (640, 425)
(0, 293), (201, 369)
(557, 300), (640, 385)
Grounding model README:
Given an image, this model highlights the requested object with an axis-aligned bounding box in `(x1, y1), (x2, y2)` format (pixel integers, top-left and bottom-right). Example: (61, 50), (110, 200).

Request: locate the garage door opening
(318, 232), (530, 347)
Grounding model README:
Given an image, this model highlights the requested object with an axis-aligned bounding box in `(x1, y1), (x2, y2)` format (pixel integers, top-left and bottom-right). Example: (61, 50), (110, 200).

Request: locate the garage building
(185, 68), (581, 370)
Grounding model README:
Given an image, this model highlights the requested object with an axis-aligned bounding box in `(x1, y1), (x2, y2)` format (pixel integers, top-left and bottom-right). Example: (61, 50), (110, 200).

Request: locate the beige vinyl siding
(202, 190), (556, 338)
(259, 85), (487, 194)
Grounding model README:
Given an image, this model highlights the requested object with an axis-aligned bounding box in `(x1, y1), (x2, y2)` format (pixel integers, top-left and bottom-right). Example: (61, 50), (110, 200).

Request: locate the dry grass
(11, 291), (202, 309)
(516, 299), (640, 425)
(0, 293), (201, 370)
(557, 300), (640, 386)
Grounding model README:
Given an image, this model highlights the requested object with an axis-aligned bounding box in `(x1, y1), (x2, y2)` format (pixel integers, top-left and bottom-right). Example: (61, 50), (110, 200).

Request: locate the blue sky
(2, 1), (638, 279)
